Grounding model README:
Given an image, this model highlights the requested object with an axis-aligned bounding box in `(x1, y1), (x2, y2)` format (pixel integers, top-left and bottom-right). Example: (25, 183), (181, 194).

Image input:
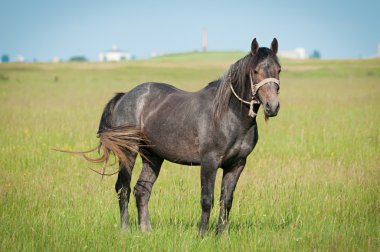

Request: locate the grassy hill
(0, 53), (379, 251)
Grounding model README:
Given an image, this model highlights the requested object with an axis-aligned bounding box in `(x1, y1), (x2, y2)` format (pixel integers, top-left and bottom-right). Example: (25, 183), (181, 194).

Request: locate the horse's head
(250, 38), (281, 118)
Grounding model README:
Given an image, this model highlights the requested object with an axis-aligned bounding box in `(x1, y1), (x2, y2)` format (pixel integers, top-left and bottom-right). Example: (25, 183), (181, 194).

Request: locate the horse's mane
(212, 53), (254, 120)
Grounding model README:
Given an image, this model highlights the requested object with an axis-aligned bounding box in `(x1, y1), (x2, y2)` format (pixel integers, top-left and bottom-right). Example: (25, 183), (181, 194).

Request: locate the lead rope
(230, 73), (280, 117)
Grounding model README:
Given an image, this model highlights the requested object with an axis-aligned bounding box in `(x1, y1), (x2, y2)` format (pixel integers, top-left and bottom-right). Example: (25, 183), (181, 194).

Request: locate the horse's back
(111, 82), (186, 127)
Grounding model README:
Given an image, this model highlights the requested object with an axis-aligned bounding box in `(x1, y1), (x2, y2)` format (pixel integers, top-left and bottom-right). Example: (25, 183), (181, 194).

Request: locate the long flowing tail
(54, 92), (147, 177)
(53, 126), (147, 176)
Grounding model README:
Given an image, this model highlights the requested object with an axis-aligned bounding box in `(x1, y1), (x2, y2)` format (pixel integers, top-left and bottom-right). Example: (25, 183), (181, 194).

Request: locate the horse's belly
(143, 120), (201, 166)
(148, 138), (201, 166)
(140, 89), (203, 165)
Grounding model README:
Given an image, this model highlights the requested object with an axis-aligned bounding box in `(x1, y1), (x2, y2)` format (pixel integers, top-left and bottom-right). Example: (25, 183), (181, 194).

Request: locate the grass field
(0, 52), (379, 251)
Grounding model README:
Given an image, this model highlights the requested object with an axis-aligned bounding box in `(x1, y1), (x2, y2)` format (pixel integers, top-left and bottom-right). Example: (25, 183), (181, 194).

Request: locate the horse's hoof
(216, 223), (228, 235)
(216, 227), (227, 235)
(198, 229), (207, 238)
(140, 223), (152, 233)
(120, 223), (129, 232)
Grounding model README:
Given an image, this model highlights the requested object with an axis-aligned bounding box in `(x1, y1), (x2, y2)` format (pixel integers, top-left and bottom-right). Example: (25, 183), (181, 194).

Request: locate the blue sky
(1, 0), (379, 61)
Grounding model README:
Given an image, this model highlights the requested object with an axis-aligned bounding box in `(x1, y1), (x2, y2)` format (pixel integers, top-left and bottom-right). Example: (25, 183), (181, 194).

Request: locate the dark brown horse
(74, 38), (281, 235)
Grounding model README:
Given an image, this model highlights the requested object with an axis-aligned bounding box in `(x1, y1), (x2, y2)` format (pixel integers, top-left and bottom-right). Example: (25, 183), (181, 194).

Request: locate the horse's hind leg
(134, 153), (163, 232)
(115, 152), (137, 230)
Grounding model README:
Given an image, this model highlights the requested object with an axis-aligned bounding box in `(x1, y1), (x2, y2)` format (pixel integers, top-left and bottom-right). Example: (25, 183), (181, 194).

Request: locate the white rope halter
(230, 73), (280, 117)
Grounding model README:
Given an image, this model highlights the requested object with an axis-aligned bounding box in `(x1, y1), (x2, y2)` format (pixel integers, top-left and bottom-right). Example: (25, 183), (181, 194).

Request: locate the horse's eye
(278, 69), (282, 74)
(254, 70), (258, 74)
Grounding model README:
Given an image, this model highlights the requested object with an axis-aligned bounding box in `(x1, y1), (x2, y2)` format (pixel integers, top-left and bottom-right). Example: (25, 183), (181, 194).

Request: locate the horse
(73, 38), (281, 235)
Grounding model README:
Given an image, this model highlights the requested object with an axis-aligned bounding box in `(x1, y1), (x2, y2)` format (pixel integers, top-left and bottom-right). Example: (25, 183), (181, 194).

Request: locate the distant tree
(1, 54), (10, 63)
(69, 56), (88, 62)
(310, 50), (321, 59)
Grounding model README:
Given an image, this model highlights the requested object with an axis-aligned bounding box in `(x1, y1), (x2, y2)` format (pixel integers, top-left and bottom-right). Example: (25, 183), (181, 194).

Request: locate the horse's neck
(227, 84), (260, 126)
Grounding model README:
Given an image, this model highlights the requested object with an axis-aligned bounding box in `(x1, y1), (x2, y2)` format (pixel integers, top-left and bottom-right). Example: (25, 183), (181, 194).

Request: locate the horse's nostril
(265, 103), (271, 112)
(265, 101), (279, 116)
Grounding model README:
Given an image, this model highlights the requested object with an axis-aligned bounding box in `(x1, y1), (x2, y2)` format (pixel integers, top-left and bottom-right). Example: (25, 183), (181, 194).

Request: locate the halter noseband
(230, 73), (280, 117)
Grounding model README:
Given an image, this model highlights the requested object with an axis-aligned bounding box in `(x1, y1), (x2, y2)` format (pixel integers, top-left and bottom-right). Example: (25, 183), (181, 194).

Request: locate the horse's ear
(271, 38), (278, 54)
(251, 38), (259, 55)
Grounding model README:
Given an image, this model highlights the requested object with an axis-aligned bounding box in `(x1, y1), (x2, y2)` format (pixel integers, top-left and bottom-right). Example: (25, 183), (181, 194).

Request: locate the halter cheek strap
(230, 74), (280, 117)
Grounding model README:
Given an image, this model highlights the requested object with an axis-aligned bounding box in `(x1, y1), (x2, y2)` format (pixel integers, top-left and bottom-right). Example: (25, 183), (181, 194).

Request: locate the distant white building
(14, 55), (25, 62)
(52, 57), (61, 63)
(99, 45), (131, 62)
(278, 48), (308, 59)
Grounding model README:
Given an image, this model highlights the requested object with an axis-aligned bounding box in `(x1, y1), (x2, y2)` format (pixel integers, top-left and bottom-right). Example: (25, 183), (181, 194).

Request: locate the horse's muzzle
(264, 101), (280, 117)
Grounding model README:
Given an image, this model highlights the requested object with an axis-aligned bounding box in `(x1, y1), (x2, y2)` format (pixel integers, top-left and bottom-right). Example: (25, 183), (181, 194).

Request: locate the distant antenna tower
(202, 29), (208, 52)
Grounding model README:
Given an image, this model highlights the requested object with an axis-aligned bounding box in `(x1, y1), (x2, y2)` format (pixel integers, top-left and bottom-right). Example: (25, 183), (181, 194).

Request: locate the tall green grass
(0, 53), (379, 251)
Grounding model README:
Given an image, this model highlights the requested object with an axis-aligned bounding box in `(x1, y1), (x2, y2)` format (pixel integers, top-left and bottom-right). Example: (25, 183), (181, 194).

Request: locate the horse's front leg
(199, 155), (219, 236)
(217, 159), (246, 234)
